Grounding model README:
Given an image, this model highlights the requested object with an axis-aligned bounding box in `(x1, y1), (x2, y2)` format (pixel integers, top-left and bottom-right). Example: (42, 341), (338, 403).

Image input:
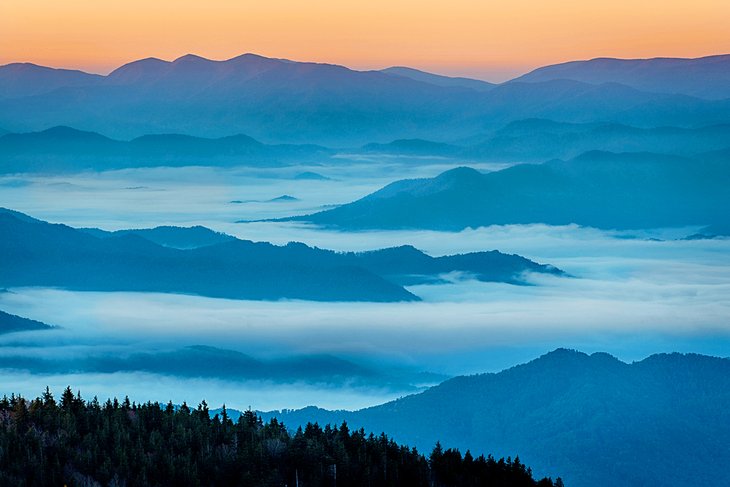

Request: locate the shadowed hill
(464, 119), (730, 161)
(0, 390), (560, 487)
(2, 54), (730, 144)
(264, 349), (730, 487)
(0, 126), (331, 173)
(0, 345), (434, 390)
(512, 54), (730, 99)
(0, 310), (53, 334)
(0, 63), (103, 99)
(4, 119), (730, 172)
(381, 66), (496, 92)
(0, 209), (563, 301)
(289, 150), (730, 230)
(80, 225), (236, 249)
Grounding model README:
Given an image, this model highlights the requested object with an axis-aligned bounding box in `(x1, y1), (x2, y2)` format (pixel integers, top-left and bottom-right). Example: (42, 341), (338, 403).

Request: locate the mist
(0, 160), (511, 229)
(1, 227), (728, 408)
(1, 163), (729, 410)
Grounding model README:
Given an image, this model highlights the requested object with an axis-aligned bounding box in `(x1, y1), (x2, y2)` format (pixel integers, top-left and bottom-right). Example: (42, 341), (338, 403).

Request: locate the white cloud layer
(1, 163), (729, 410)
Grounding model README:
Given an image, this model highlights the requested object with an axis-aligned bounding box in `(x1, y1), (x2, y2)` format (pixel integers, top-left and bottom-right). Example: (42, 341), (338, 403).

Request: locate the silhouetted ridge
(513, 54), (730, 99)
(266, 349), (730, 487)
(381, 66), (496, 91)
(291, 150), (729, 230)
(0, 209), (562, 301)
(0, 389), (560, 486)
(0, 126), (330, 172)
(5, 53), (729, 144)
(0, 62), (103, 98)
(0, 310), (54, 334)
(0, 210), (416, 302)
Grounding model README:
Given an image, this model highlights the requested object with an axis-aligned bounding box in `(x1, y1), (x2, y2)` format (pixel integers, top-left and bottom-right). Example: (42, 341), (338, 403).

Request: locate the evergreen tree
(0, 388), (560, 487)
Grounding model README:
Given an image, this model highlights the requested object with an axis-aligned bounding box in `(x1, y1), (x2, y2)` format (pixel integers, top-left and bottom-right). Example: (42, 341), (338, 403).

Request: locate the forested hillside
(266, 349), (730, 487)
(0, 388), (561, 487)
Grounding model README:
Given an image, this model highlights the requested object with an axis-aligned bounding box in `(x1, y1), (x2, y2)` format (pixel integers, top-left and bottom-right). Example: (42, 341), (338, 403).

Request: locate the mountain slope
(0, 209), (562, 301)
(0, 210), (415, 302)
(2, 54), (729, 144)
(0, 54), (480, 144)
(0, 395), (559, 487)
(466, 119), (730, 161)
(512, 54), (730, 99)
(291, 150), (730, 230)
(0, 309), (54, 334)
(361, 138), (462, 157)
(0, 63), (103, 99)
(381, 66), (495, 91)
(265, 349), (730, 487)
(80, 225), (236, 249)
(0, 345), (424, 390)
(0, 126), (331, 173)
(359, 120), (730, 161)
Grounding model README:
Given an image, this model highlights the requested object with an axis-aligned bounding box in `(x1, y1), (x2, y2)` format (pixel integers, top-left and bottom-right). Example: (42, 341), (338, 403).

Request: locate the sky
(1, 0), (729, 81)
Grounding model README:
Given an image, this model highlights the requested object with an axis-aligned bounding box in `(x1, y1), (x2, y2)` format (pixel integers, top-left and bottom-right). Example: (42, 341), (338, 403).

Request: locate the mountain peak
(512, 54), (730, 99)
(434, 166), (484, 184)
(173, 53), (211, 64)
(527, 348), (624, 371)
(228, 52), (277, 62)
(382, 66), (495, 91)
(40, 125), (98, 136)
(107, 57), (170, 83)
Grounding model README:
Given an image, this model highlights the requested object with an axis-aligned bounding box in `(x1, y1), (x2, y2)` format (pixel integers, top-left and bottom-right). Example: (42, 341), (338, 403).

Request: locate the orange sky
(1, 0), (729, 81)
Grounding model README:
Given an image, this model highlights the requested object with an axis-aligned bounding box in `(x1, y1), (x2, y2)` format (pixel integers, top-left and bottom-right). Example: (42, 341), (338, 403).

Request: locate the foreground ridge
(0, 388), (561, 487)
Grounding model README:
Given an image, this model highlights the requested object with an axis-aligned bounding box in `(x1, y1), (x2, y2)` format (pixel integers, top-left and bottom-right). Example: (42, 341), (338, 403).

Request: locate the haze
(2, 0), (729, 80)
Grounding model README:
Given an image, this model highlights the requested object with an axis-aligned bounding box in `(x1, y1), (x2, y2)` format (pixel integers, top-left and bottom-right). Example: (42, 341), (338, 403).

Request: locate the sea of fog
(1, 162), (729, 411)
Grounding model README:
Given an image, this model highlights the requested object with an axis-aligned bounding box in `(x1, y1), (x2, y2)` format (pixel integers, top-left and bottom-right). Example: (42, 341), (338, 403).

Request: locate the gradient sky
(2, 0), (729, 81)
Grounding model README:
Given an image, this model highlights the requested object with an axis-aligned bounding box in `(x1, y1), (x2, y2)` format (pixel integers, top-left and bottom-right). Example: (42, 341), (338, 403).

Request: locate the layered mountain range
(0, 208), (563, 302)
(2, 119), (729, 173)
(262, 349), (730, 487)
(287, 150), (730, 230)
(2, 53), (729, 145)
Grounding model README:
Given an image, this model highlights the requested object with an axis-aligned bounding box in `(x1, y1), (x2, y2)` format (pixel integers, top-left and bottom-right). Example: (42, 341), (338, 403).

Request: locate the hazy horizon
(2, 165), (729, 412)
(4, 50), (730, 85)
(3, 0), (730, 82)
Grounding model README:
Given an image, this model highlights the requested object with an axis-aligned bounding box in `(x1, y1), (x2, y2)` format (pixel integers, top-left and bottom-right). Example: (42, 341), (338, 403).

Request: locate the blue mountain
(512, 54), (730, 99)
(0, 309), (54, 334)
(263, 349), (730, 487)
(381, 66), (496, 92)
(290, 150), (730, 230)
(0, 209), (562, 301)
(2, 54), (729, 144)
(0, 344), (435, 390)
(0, 126), (331, 173)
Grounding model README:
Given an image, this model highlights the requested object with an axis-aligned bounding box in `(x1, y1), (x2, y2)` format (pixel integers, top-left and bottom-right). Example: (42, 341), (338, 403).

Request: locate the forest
(0, 388), (562, 487)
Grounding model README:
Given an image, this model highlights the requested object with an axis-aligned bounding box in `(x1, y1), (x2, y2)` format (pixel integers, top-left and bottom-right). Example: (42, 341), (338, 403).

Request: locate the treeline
(0, 388), (563, 486)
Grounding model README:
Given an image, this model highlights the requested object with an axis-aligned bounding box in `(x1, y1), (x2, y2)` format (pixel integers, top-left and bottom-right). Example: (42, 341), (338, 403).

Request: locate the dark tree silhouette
(0, 388), (561, 486)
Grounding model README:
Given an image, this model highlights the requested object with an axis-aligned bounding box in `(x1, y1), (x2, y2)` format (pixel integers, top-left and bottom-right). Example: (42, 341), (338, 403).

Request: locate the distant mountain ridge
(263, 348), (730, 487)
(0, 309), (54, 334)
(381, 66), (496, 91)
(2, 53), (730, 144)
(360, 120), (730, 161)
(0, 126), (331, 173)
(0, 209), (563, 302)
(0, 344), (436, 391)
(289, 150), (730, 230)
(4, 118), (730, 173)
(512, 54), (730, 99)
(463, 119), (730, 161)
(0, 62), (103, 99)
(79, 225), (236, 249)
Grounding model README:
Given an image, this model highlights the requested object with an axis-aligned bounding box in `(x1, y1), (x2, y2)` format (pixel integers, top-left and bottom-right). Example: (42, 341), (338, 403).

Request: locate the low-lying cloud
(1, 163), (729, 410)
